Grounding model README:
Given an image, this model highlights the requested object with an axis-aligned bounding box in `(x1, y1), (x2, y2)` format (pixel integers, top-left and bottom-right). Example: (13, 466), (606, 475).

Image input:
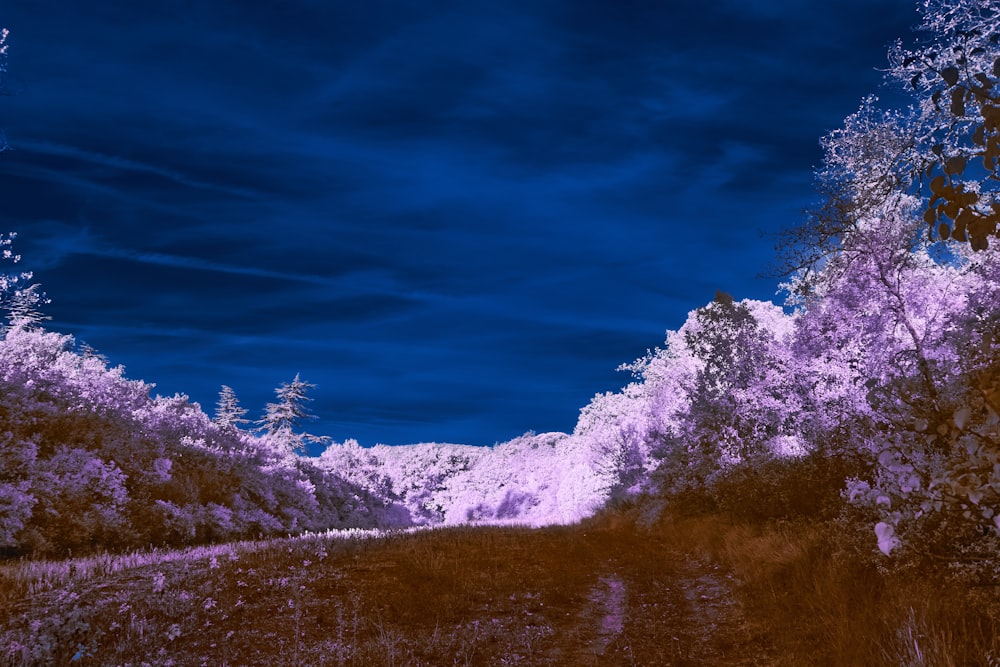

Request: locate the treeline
(0, 319), (624, 558)
(318, 432), (612, 526)
(571, 0), (1000, 575)
(0, 325), (404, 557)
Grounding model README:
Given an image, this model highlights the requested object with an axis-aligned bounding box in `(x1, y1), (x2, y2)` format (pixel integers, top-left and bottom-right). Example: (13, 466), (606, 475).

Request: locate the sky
(0, 0), (917, 448)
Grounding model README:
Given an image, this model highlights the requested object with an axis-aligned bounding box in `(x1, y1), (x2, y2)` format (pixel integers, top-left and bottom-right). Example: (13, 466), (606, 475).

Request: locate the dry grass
(660, 512), (1000, 666)
(1, 506), (998, 666)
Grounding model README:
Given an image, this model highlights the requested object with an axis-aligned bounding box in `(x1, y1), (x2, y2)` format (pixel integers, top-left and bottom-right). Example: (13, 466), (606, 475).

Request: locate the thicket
(573, 0), (1000, 585)
(0, 324), (400, 557)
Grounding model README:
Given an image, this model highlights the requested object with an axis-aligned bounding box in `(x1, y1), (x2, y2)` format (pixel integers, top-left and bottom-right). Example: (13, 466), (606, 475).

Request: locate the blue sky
(0, 1), (915, 447)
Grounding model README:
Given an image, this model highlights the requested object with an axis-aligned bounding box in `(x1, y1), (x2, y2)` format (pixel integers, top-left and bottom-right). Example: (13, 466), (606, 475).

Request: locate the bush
(709, 453), (870, 523)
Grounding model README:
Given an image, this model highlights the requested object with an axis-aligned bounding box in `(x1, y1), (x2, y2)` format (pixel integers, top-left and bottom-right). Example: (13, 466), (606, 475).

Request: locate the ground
(3, 507), (996, 665)
(1, 511), (778, 666)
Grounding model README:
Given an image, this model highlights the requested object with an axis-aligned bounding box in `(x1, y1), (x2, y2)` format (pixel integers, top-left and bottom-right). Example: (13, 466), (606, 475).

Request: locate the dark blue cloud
(0, 0), (917, 446)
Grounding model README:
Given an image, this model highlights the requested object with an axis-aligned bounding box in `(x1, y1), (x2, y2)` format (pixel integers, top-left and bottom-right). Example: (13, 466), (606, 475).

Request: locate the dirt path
(546, 549), (771, 666)
(667, 556), (770, 665)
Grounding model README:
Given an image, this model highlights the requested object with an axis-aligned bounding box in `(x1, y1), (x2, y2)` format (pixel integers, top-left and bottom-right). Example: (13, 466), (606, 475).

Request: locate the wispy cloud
(0, 0), (919, 445)
(14, 139), (262, 198)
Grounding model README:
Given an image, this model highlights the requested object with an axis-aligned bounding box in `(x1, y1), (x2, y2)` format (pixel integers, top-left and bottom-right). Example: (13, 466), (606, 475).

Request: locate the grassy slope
(1, 507), (997, 666)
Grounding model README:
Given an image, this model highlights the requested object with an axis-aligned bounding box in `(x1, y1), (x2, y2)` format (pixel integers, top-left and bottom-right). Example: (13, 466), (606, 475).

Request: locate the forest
(3, 1), (1000, 664)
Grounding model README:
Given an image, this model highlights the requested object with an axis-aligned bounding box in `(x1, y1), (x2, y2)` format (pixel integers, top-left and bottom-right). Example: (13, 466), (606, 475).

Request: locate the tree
(886, 0), (1000, 250)
(0, 233), (35, 316)
(776, 0), (1000, 563)
(257, 374), (325, 453)
(214, 384), (249, 430)
(814, 0), (1000, 252)
(679, 295), (789, 467)
(5, 282), (50, 329)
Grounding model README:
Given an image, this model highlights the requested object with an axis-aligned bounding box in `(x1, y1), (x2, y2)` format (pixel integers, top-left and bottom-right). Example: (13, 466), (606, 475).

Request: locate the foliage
(0, 233), (46, 329)
(257, 373), (326, 454)
(213, 384), (249, 430)
(886, 0), (1000, 250)
(0, 325), (400, 557)
(319, 432), (610, 527)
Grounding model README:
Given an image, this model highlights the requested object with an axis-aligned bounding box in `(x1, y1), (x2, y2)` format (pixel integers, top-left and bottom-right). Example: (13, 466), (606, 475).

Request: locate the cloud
(13, 140), (261, 198)
(0, 0), (920, 446)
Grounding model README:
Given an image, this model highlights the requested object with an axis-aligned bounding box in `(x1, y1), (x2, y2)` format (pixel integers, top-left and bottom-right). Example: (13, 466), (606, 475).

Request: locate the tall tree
(0, 233), (35, 318)
(5, 282), (50, 329)
(214, 385), (249, 430)
(257, 374), (325, 453)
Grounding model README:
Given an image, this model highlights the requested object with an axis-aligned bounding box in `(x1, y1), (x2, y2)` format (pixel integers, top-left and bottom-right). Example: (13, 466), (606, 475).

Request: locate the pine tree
(5, 283), (50, 329)
(214, 385), (249, 430)
(257, 374), (324, 453)
(0, 232), (43, 330)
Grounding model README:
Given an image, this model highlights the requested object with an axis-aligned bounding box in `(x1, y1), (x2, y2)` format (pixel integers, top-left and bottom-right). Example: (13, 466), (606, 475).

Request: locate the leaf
(946, 156), (968, 175)
(974, 72), (993, 89)
(957, 206), (978, 230)
(938, 222), (950, 240)
(911, 73), (922, 90)
(985, 104), (1000, 128)
(924, 206), (938, 224)
(973, 126), (986, 146)
(941, 66), (961, 87)
(945, 199), (960, 220)
(932, 143), (945, 157)
(962, 187), (979, 204)
(930, 174), (946, 193)
(875, 522), (897, 556)
(951, 88), (966, 116)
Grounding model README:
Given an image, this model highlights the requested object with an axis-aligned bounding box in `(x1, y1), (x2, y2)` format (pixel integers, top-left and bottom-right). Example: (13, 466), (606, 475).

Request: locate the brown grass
(1, 506), (998, 666)
(659, 512), (1000, 666)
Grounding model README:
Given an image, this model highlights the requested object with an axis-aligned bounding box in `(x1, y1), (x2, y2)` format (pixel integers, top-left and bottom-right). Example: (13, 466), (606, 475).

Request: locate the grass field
(2, 504), (998, 666)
